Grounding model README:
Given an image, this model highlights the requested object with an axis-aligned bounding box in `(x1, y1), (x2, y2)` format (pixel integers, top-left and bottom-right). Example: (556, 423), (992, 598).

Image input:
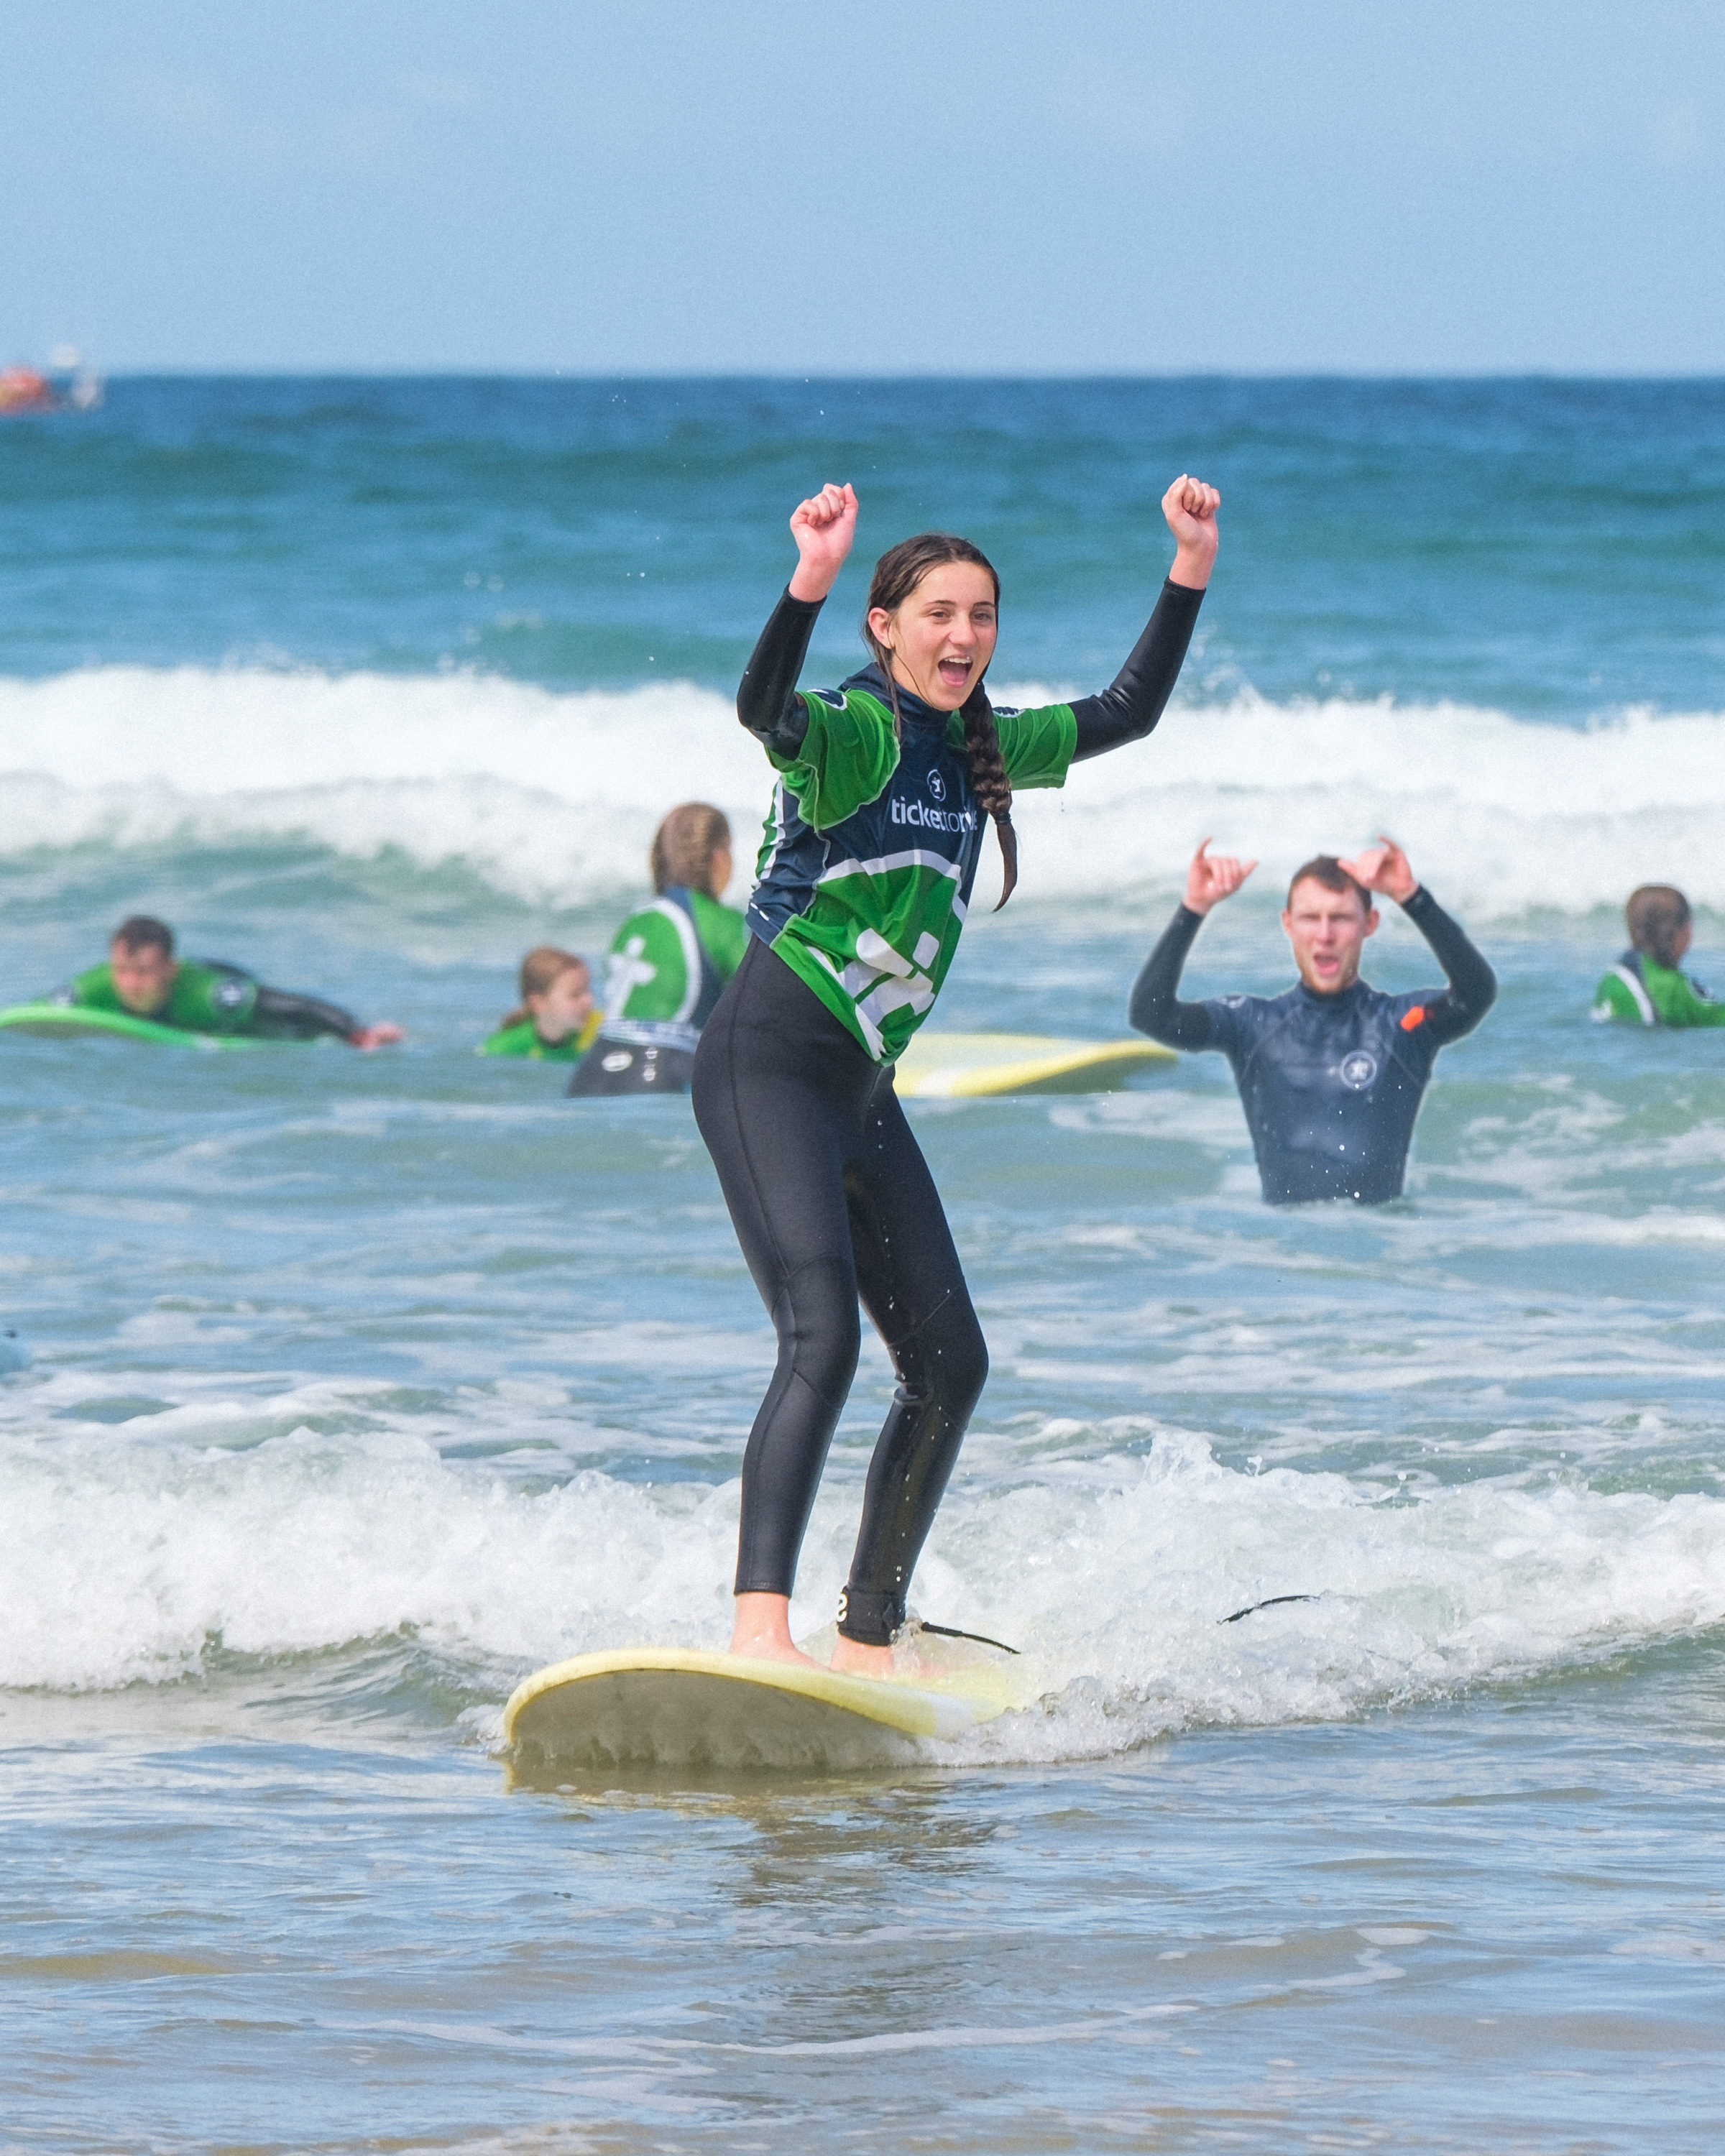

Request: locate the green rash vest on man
(1593, 952), (1725, 1028)
(747, 679), (1076, 1062)
(68, 959), (262, 1035)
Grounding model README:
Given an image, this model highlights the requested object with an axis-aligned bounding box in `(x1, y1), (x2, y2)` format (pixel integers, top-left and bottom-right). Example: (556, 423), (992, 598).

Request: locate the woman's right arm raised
(1070, 476), (1220, 763)
(737, 484), (858, 752)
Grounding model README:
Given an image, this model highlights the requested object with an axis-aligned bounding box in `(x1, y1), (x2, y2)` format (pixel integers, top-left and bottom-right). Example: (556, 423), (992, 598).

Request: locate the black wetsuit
(693, 577), (1203, 1643)
(244, 985), (364, 1042)
(1130, 888), (1496, 1204)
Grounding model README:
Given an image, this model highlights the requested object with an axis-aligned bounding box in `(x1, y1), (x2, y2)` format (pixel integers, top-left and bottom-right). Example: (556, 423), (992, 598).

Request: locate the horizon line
(46, 366), (1725, 387)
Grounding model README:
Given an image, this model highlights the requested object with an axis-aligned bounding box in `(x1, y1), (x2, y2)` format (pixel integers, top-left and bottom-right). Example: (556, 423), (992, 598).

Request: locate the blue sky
(2, 0), (1721, 374)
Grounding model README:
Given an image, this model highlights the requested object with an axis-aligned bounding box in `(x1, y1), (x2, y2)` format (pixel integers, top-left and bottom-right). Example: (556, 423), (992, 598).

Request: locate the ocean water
(1, 377), (1724, 2154)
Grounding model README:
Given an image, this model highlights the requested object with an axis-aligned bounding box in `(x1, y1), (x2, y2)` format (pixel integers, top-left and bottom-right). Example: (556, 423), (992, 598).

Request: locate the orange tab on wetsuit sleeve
(1399, 1005), (1427, 1031)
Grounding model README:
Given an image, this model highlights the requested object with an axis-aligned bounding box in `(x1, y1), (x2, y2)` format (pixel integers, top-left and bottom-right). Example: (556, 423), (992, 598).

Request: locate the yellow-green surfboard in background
(893, 1031), (1173, 1099)
(0, 1003), (264, 1049)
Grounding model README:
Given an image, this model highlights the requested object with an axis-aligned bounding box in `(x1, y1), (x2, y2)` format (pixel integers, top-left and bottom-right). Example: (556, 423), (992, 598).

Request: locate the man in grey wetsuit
(1130, 837), (1496, 1204)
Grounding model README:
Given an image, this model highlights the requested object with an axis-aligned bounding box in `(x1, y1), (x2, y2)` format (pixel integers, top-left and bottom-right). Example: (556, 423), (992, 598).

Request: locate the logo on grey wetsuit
(1338, 1050), (1379, 1089)
(927, 768), (946, 803)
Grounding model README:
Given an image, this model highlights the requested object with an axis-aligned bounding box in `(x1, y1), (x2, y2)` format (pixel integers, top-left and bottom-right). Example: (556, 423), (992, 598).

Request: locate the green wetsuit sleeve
(993, 701), (1078, 791)
(692, 893), (751, 980)
(1647, 960), (1725, 1027)
(768, 686), (900, 831)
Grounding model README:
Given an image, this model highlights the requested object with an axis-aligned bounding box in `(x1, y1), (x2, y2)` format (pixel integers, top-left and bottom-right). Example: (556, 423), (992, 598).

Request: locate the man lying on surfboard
(52, 915), (402, 1047)
(1130, 839), (1495, 1204)
(694, 470), (1219, 1674)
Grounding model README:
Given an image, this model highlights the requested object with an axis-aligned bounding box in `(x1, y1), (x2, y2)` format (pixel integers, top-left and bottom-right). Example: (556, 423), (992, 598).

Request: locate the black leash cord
(1220, 1593), (1319, 1626)
(919, 1621), (1021, 1657)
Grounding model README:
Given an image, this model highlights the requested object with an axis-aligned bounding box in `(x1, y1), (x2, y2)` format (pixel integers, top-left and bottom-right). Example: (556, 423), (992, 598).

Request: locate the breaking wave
(2, 665), (1722, 916)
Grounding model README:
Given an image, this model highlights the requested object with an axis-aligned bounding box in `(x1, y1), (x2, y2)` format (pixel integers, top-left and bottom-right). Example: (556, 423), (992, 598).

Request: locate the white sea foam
(4, 1414), (1721, 1757)
(2, 665), (1723, 915)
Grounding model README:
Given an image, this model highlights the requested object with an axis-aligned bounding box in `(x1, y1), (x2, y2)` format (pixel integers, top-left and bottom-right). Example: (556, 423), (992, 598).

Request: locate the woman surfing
(694, 474), (1220, 1674)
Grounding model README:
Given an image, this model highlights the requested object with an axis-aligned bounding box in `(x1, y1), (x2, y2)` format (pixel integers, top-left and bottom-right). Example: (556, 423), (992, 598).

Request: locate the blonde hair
(500, 946), (586, 1031)
(650, 803), (731, 896)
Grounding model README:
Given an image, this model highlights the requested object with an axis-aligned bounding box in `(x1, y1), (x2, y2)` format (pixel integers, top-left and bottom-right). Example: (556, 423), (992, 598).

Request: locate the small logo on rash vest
(926, 769), (946, 803)
(214, 977), (249, 1009)
(1338, 1050), (1378, 1089)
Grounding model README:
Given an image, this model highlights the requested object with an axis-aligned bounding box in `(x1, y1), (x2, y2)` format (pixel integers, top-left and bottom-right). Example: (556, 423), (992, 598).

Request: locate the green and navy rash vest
(597, 887), (750, 1054)
(735, 576), (1205, 1063)
(479, 1010), (603, 1061)
(747, 668), (1072, 1059)
(59, 959), (358, 1041)
(1593, 950), (1725, 1028)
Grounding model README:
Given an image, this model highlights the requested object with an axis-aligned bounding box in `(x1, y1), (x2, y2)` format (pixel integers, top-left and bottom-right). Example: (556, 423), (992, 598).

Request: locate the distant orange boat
(0, 351), (103, 415)
(0, 367), (56, 414)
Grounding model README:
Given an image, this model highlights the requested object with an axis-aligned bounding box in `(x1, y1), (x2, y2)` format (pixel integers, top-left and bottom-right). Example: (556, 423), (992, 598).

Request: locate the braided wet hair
(650, 801), (732, 896)
(862, 533), (1018, 908)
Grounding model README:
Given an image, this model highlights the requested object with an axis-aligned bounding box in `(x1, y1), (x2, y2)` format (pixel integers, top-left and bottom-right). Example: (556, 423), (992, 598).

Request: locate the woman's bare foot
(828, 1634), (898, 1677)
(729, 1592), (824, 1669)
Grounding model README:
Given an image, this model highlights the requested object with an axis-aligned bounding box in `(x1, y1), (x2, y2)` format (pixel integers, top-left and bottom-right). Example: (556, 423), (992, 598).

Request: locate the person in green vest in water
(55, 916), (401, 1045)
(479, 947), (600, 1061)
(569, 803), (750, 1096)
(1593, 885), (1725, 1029)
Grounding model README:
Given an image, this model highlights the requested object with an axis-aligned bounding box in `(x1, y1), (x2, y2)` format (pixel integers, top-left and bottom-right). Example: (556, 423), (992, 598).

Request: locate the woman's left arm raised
(1070, 474), (1219, 763)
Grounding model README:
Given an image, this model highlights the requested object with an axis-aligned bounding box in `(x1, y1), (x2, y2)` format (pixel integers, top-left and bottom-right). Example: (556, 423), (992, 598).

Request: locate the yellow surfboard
(893, 1031), (1173, 1099)
(503, 1640), (1031, 1774)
